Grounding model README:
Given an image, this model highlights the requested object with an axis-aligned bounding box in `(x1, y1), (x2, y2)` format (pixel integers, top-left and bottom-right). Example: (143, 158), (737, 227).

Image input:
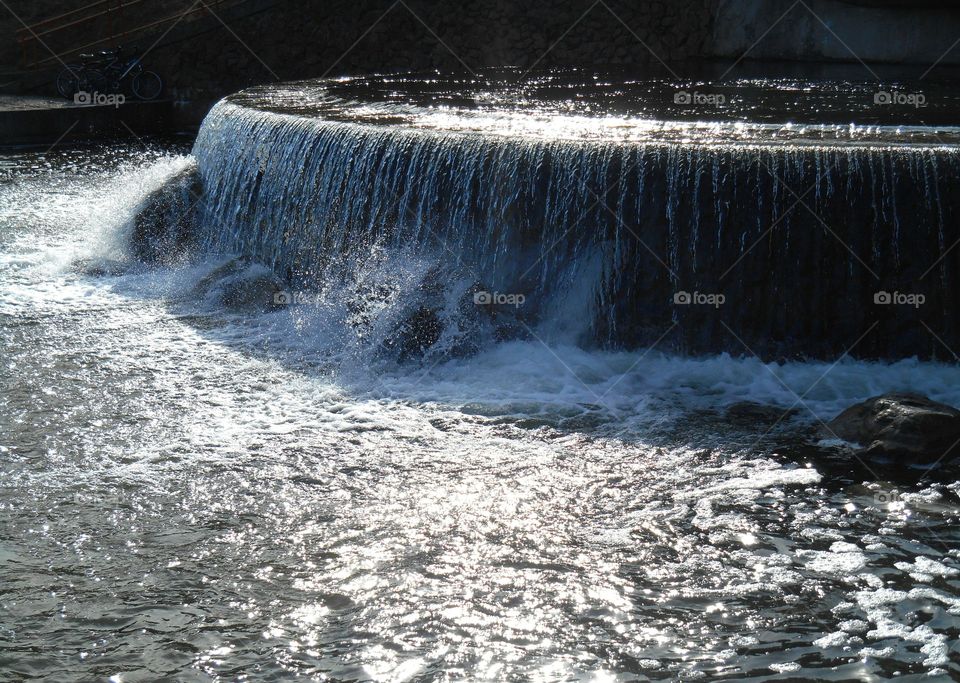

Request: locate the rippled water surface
(231, 69), (960, 147)
(2, 144), (960, 681)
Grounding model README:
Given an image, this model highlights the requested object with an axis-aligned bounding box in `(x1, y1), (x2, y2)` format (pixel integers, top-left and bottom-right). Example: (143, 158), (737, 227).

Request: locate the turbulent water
(3, 73), (960, 682)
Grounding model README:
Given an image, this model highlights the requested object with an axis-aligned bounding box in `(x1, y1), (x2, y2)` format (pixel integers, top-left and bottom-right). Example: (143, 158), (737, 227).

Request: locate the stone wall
(1, 0), (185, 73)
(4, 0), (960, 105)
(0, 1), (80, 66)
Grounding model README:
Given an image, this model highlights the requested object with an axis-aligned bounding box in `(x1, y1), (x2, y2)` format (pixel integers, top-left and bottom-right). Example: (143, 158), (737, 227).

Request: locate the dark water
(237, 68), (960, 131)
(2, 73), (960, 682)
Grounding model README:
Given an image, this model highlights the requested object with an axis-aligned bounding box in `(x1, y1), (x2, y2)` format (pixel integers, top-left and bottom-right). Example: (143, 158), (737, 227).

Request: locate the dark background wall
(156, 0), (717, 99)
(2, 0), (714, 98)
(713, 0), (960, 67)
(3, 0), (960, 104)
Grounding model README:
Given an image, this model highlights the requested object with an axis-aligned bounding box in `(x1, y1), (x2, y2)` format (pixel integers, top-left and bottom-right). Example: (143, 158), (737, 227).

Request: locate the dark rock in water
(192, 257), (287, 313)
(418, 266), (448, 301)
(193, 258), (245, 293)
(345, 282), (397, 331)
(376, 276), (533, 361)
(393, 306), (443, 361)
(131, 165), (202, 265)
(378, 268), (452, 360)
(493, 320), (527, 343)
(71, 258), (129, 277)
(218, 272), (287, 312)
(460, 281), (530, 344)
(825, 393), (960, 464)
(725, 401), (798, 427)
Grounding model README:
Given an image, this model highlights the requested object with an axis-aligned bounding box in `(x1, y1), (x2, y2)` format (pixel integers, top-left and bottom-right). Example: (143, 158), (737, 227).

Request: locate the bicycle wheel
(132, 71), (163, 100)
(56, 64), (83, 99)
(79, 69), (107, 97)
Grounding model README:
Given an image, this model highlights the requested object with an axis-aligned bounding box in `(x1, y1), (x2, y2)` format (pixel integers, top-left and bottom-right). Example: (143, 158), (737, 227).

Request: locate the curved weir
(189, 71), (960, 360)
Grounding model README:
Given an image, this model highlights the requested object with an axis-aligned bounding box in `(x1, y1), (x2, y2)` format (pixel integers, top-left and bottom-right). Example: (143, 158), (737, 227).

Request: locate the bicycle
(60, 46), (164, 101)
(55, 50), (114, 99)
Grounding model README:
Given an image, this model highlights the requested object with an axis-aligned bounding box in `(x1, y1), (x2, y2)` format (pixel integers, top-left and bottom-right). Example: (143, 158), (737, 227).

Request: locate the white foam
(854, 588), (909, 609)
(813, 632), (848, 649)
(860, 646), (896, 658)
(800, 548), (868, 576)
(895, 557), (959, 580)
(2, 154), (195, 273)
(384, 346), (960, 423)
(839, 619), (869, 634)
(907, 587), (960, 610)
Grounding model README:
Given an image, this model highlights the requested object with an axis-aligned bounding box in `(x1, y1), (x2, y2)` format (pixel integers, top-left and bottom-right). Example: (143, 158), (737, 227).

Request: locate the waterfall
(177, 88), (960, 361)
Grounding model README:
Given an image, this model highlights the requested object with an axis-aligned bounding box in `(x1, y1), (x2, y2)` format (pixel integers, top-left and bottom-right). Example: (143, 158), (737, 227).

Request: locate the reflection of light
(243, 87), (960, 149)
(289, 603), (329, 625)
(421, 109), (951, 148)
(362, 645), (426, 683)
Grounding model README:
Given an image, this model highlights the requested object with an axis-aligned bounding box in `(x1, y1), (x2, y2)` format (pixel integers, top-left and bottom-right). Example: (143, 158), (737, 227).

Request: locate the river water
(2, 134), (960, 681)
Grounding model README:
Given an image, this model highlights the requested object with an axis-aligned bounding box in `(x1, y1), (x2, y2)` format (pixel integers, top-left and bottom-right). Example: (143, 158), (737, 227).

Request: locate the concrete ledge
(0, 98), (175, 147)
